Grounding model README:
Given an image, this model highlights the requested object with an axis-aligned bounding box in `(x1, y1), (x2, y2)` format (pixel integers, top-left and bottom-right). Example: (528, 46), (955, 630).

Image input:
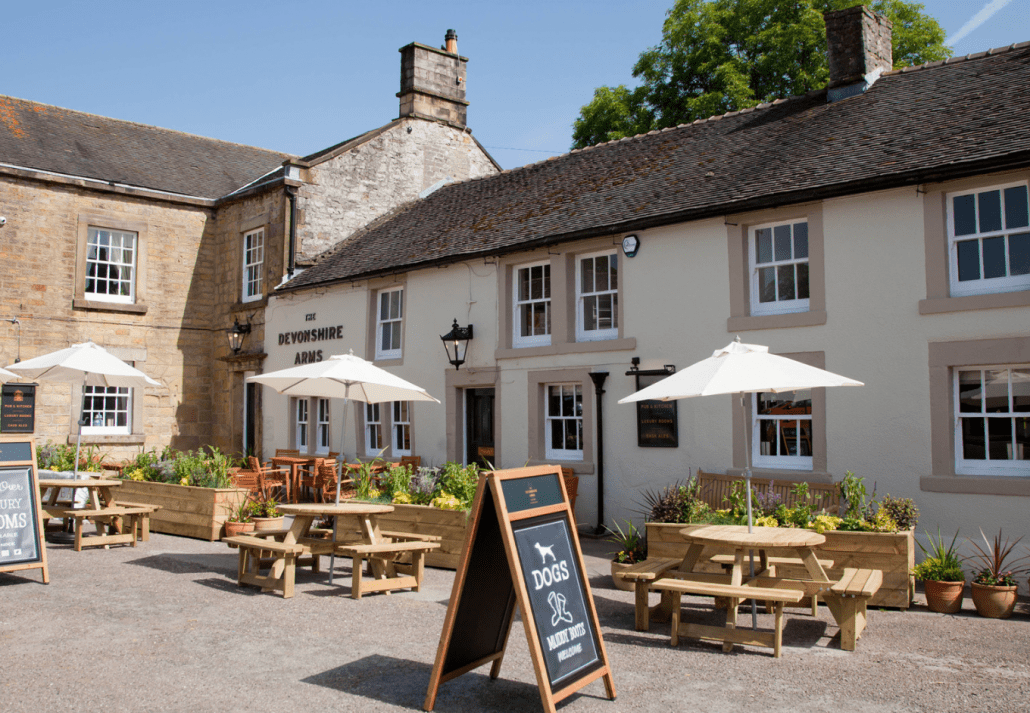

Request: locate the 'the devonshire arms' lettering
(278, 325), (344, 346)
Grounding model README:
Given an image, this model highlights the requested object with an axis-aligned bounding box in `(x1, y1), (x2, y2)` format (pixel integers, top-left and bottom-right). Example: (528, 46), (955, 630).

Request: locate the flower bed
(373, 503), (469, 569)
(113, 480), (250, 541)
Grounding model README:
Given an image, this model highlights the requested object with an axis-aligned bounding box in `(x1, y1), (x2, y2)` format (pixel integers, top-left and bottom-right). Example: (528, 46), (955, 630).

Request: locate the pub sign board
(425, 466), (615, 713)
(0, 436), (49, 583)
(1, 383), (36, 434)
(632, 371), (678, 448)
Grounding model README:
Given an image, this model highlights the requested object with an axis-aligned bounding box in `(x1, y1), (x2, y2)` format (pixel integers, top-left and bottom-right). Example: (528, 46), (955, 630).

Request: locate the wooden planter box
(373, 503), (470, 570)
(113, 480), (250, 541)
(646, 522), (914, 609)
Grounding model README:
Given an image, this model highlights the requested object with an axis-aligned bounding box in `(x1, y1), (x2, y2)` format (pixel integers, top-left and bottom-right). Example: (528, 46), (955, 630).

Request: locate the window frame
(953, 365), (1029, 476)
(80, 385), (132, 436)
(576, 250), (619, 342)
(375, 288), (404, 361)
(748, 219), (811, 317)
(544, 383), (584, 461)
(365, 403), (383, 457)
(751, 390), (814, 471)
(294, 398), (309, 451)
(392, 401), (412, 457)
(946, 180), (1030, 298)
(84, 226), (138, 305)
(315, 398), (331, 454)
(242, 227), (265, 303)
(513, 260), (552, 348)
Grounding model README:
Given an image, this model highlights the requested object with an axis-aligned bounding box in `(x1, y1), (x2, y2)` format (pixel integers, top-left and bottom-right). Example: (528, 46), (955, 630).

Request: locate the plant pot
(970, 581), (1018, 619)
(923, 579), (965, 614)
(252, 516), (285, 531)
(611, 561), (635, 592)
(224, 520), (255, 538)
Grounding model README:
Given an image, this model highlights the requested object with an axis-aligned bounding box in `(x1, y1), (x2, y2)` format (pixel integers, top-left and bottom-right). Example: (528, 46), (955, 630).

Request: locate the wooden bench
(334, 538), (440, 599)
(708, 553), (834, 614)
(65, 505), (158, 551)
(651, 578), (804, 658)
(613, 557), (684, 631)
(829, 568), (882, 651)
(224, 535), (306, 598)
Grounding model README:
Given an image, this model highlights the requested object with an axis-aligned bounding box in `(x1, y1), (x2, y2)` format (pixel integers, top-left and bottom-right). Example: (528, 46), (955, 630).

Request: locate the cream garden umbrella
(0, 367), (18, 382)
(247, 351), (440, 583)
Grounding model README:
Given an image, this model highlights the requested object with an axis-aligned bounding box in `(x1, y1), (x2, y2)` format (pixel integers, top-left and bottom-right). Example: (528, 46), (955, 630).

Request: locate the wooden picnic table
(38, 478), (157, 551)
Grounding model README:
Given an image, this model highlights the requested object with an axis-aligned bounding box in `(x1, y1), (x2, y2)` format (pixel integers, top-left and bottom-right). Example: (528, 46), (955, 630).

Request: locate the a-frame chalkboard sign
(424, 465), (615, 712)
(0, 436), (49, 584)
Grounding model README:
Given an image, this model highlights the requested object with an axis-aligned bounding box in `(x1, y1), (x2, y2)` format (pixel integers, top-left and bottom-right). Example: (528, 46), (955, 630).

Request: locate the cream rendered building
(261, 10), (1030, 563)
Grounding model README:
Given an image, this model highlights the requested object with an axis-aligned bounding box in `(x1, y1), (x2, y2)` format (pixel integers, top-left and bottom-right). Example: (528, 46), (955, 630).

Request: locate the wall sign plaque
(425, 466), (615, 713)
(629, 368), (678, 448)
(1, 383), (36, 434)
(0, 436), (49, 583)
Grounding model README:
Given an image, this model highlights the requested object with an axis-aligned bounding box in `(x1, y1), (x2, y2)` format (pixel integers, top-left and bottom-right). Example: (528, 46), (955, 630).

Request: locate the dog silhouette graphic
(534, 542), (556, 563)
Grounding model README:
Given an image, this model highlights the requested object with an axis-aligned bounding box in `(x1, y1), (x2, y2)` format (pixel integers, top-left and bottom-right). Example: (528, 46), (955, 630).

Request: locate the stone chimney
(824, 5), (892, 101)
(398, 29), (468, 128)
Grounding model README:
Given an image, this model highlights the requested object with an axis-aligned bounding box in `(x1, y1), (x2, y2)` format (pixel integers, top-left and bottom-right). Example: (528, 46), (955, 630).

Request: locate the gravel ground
(2, 529), (1028, 713)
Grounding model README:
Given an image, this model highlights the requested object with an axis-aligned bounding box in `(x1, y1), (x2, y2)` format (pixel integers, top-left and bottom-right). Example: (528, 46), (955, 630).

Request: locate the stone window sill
(66, 434), (146, 446)
(918, 290), (1030, 315)
(73, 299), (148, 315)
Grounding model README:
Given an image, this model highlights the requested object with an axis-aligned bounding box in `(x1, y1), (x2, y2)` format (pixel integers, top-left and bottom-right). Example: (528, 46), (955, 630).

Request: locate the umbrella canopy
(5, 341), (162, 388)
(0, 366), (18, 383)
(618, 340), (863, 405)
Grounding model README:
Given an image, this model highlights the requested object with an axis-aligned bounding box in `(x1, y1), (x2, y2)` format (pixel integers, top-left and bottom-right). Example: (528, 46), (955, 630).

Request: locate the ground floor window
(752, 390), (813, 470)
(392, 401), (411, 456)
(955, 366), (1030, 474)
(316, 398), (331, 453)
(294, 398), (309, 450)
(365, 403), (383, 456)
(545, 384), (583, 460)
(81, 386), (131, 434)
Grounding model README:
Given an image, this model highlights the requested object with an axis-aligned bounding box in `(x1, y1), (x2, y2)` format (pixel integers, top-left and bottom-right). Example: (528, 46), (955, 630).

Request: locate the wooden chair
(316, 462), (357, 503)
(230, 470), (262, 499)
(248, 456), (289, 502)
(399, 455), (421, 471)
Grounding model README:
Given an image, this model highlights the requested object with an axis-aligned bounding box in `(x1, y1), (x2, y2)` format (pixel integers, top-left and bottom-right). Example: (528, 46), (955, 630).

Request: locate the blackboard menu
(633, 371), (678, 448)
(0, 466), (41, 566)
(1, 383), (36, 433)
(512, 514), (601, 687)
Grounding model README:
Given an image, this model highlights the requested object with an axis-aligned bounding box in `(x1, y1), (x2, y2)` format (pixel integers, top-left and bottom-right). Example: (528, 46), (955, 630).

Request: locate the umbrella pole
(328, 397), (349, 586)
(739, 393), (757, 630)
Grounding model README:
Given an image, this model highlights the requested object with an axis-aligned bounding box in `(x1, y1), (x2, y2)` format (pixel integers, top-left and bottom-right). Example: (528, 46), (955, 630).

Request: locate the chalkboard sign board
(1, 383), (36, 434)
(633, 371), (678, 448)
(426, 466), (615, 713)
(0, 436), (49, 583)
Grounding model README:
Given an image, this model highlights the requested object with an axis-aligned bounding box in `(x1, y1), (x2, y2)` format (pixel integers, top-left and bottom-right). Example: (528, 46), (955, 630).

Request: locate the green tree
(571, 0), (950, 149)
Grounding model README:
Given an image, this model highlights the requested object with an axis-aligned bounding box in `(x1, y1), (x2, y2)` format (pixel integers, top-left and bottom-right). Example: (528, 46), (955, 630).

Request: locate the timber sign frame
(424, 465), (615, 713)
(0, 435), (49, 583)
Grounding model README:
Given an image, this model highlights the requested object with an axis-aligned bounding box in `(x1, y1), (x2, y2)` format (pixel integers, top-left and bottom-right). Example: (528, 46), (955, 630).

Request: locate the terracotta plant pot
(611, 561), (635, 592)
(252, 516), (285, 532)
(923, 579), (965, 614)
(224, 520), (255, 538)
(970, 581), (1018, 619)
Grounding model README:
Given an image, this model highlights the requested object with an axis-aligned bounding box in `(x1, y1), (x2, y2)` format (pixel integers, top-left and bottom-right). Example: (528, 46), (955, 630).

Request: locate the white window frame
(365, 403), (384, 456)
(392, 401), (412, 457)
(544, 383), (583, 461)
(947, 181), (1030, 297)
(576, 250), (619, 342)
(294, 398), (309, 451)
(513, 261), (552, 348)
(315, 398), (331, 454)
(242, 228), (265, 302)
(954, 365), (1030, 476)
(751, 390), (813, 471)
(749, 219), (810, 316)
(85, 227), (137, 304)
(80, 386), (132, 435)
(375, 288), (403, 360)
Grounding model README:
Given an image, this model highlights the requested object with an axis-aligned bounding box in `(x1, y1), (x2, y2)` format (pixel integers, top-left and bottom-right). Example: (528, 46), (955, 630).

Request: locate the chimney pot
(824, 5), (892, 92)
(445, 29), (458, 55)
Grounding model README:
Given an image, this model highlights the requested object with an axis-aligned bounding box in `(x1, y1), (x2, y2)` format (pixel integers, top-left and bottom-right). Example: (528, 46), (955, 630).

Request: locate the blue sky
(4, 1), (1028, 170)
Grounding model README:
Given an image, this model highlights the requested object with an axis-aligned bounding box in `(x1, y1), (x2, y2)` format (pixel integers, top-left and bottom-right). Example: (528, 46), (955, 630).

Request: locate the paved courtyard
(2, 530), (1028, 713)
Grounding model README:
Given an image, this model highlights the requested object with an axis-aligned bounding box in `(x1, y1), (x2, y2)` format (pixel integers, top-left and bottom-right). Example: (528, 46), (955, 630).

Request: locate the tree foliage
(571, 0), (951, 149)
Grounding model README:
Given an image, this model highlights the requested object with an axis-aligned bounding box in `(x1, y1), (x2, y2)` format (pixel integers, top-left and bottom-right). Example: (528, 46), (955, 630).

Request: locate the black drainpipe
(589, 371), (609, 535)
(285, 185), (298, 279)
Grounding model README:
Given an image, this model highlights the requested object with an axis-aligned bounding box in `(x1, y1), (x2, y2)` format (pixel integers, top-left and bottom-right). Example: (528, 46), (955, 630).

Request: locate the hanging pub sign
(425, 465), (615, 713)
(1, 383), (36, 433)
(0, 436), (49, 583)
(628, 366), (678, 448)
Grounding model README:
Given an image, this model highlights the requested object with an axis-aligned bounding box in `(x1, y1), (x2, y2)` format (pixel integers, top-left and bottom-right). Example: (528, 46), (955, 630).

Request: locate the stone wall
(295, 118), (497, 261)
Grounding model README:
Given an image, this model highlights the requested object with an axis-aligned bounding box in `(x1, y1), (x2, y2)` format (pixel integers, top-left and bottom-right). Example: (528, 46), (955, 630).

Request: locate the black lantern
(227, 317), (251, 355)
(440, 319), (473, 370)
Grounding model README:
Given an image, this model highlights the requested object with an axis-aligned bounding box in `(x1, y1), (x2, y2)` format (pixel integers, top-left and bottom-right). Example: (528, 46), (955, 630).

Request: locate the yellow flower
(179, 477), (189, 486)
(367, 488), (381, 499)
(811, 514), (842, 534)
(392, 491), (412, 504)
(755, 515), (779, 528)
(431, 490), (462, 511)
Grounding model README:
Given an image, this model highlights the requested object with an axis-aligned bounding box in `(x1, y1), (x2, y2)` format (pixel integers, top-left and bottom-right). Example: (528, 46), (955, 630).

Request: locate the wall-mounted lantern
(440, 319), (473, 370)
(227, 317), (252, 355)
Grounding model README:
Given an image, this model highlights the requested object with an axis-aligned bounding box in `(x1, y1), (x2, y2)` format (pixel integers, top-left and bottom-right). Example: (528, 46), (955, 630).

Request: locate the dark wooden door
(466, 388), (495, 468)
(244, 382), (258, 457)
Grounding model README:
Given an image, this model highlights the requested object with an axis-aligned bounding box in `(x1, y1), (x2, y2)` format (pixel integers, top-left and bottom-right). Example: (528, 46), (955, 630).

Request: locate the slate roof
(285, 43), (1030, 292)
(0, 96), (294, 199)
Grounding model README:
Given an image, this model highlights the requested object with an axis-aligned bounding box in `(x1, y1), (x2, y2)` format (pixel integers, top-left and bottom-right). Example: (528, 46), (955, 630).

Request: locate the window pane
(959, 371), (982, 413)
(609, 255), (618, 290)
(597, 294), (613, 329)
(391, 292), (402, 319)
(533, 303), (548, 334)
(583, 295), (597, 331)
(548, 387), (560, 417)
(519, 268), (530, 301)
(1004, 186), (1029, 229)
(1009, 233), (1030, 276)
(756, 228), (772, 264)
(595, 255), (609, 291)
(380, 293), (389, 320)
(550, 419), (563, 450)
(758, 267), (776, 303)
(796, 263), (809, 300)
(777, 264), (795, 301)
(1013, 370), (1030, 413)
(581, 258), (594, 294)
(561, 387), (574, 417)
(987, 417), (1014, 460)
(774, 224), (792, 261)
(793, 222), (808, 259)
(953, 194), (976, 236)
(984, 370), (1009, 412)
(961, 417), (986, 459)
(543, 265), (551, 298)
(758, 420), (777, 456)
(982, 236), (1006, 279)
(978, 190), (1002, 233)
(956, 240), (980, 281)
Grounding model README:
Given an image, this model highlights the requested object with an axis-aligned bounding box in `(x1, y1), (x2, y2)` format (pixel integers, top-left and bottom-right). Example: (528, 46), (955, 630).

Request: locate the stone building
(0, 30), (498, 460)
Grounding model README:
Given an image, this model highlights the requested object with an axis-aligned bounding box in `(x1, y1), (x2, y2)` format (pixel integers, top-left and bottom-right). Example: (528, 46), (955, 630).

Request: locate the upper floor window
(749, 220), (809, 316)
(365, 403), (383, 456)
(948, 182), (1030, 297)
(955, 366), (1029, 475)
(392, 401), (412, 456)
(514, 261), (551, 348)
(752, 390), (813, 471)
(545, 384), (583, 460)
(242, 228), (265, 302)
(316, 398), (331, 454)
(85, 227), (137, 304)
(81, 386), (132, 435)
(295, 398), (309, 450)
(376, 288), (403, 360)
(577, 251), (618, 341)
